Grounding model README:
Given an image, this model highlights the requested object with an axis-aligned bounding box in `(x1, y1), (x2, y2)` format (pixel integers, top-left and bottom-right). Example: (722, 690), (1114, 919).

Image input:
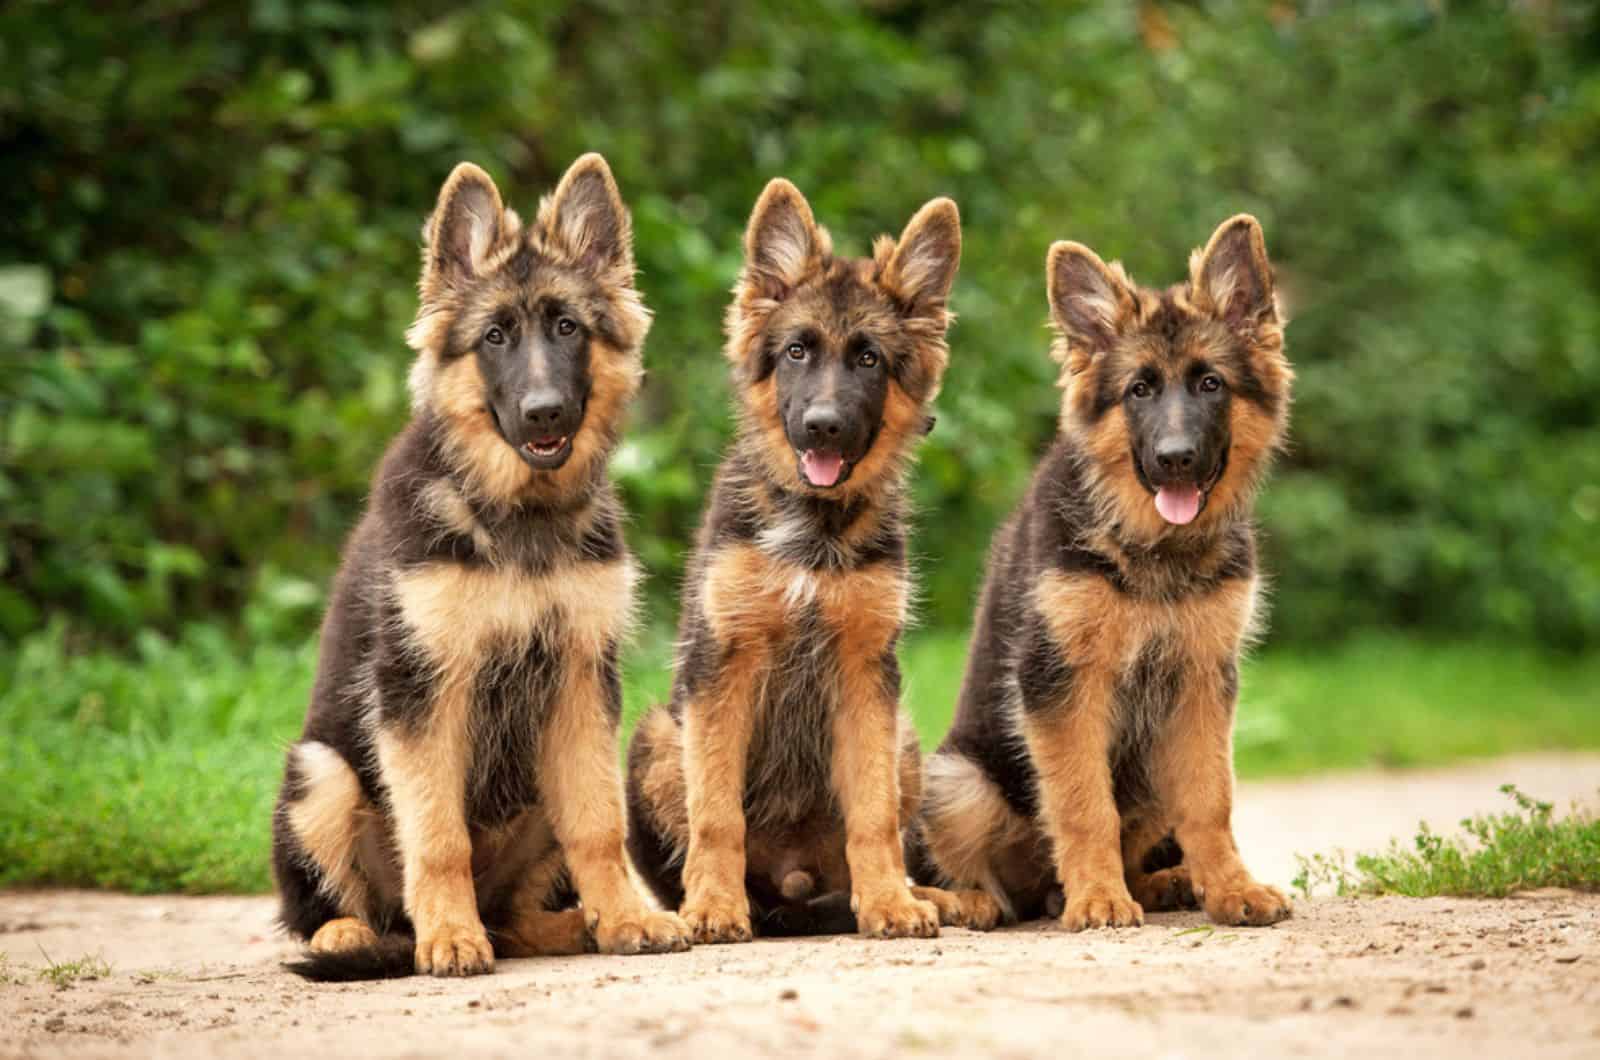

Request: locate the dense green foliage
(5, 628), (1597, 894)
(1294, 785), (1600, 898)
(3, 1), (1599, 646)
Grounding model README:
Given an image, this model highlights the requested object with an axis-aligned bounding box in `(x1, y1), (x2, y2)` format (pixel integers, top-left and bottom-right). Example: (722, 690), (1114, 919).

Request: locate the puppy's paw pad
(1205, 881), (1292, 926)
(681, 894), (753, 945)
(596, 909), (692, 954)
(415, 925), (494, 977)
(858, 890), (941, 939)
(1061, 889), (1144, 932)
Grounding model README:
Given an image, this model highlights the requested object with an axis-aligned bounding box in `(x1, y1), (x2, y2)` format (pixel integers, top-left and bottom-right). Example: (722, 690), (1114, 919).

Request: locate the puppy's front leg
(1152, 658), (1290, 927)
(540, 653), (690, 955)
(1021, 651), (1144, 932)
(679, 648), (764, 944)
(831, 648), (939, 939)
(376, 683), (493, 976)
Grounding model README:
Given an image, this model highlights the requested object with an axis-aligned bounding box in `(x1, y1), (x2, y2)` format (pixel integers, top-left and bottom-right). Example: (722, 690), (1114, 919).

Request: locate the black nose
(520, 389), (565, 430)
(802, 404), (843, 443)
(1155, 442), (1198, 475)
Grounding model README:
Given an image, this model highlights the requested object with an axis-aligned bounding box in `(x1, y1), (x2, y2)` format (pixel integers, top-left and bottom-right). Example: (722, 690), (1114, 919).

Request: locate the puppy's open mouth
(525, 436), (568, 458)
(520, 434), (574, 469)
(1151, 455), (1227, 526)
(798, 448), (851, 489)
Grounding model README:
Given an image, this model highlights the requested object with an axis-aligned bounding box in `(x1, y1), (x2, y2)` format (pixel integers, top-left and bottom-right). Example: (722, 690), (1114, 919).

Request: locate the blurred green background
(3, 1), (1598, 892)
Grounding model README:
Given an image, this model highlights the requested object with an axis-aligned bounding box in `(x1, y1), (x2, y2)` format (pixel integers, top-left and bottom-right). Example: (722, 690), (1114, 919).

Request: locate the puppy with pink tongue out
(912, 216), (1296, 935)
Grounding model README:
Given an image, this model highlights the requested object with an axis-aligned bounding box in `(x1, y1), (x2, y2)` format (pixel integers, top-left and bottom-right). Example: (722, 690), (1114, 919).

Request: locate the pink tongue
(801, 450), (843, 487)
(1155, 485), (1202, 525)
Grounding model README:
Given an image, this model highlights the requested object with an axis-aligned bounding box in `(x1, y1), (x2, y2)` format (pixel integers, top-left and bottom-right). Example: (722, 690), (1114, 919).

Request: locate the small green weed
(37, 950), (111, 990)
(1294, 785), (1600, 898)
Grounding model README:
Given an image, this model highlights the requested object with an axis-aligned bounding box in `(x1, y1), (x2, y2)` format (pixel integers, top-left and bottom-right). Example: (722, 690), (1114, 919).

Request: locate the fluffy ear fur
(540, 152), (633, 279)
(422, 162), (504, 296)
(881, 197), (961, 317)
(740, 178), (828, 302)
(1190, 214), (1276, 329)
(1047, 240), (1137, 361)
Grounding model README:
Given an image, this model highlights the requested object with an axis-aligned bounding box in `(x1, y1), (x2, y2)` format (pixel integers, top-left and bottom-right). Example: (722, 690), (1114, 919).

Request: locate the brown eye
(556, 317), (578, 337)
(1130, 380), (1153, 399)
(859, 349), (880, 369)
(785, 342), (806, 361)
(1200, 374), (1223, 393)
(484, 326), (507, 346)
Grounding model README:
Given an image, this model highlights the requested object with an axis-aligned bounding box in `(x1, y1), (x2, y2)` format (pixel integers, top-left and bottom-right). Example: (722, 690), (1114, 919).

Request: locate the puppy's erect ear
(740, 179), (826, 302)
(542, 152), (633, 278)
(1191, 214), (1276, 329)
(882, 197), (961, 318)
(423, 162), (503, 292)
(1047, 240), (1137, 360)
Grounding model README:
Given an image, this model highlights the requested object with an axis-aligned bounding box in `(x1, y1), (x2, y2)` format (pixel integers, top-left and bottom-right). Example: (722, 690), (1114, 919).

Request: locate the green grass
(4, 624), (1598, 895)
(1294, 785), (1600, 898)
(35, 951), (112, 990)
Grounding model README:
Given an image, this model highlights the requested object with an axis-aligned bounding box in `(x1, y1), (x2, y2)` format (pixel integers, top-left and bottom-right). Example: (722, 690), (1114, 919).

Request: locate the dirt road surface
(4, 752), (1597, 1059)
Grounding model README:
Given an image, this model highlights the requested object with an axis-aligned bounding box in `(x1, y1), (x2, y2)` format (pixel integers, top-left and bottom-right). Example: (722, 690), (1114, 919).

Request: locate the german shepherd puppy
(272, 154), (690, 980)
(911, 217), (1294, 931)
(625, 180), (999, 942)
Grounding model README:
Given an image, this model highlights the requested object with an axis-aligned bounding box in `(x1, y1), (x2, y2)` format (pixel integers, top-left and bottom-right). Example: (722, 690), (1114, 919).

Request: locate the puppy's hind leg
(276, 741), (415, 981)
(495, 844), (591, 958)
(624, 706), (691, 911)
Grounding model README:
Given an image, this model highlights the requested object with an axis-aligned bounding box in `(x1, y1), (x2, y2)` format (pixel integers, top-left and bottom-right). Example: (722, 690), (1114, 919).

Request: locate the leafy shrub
(2, 1), (1596, 646)
(1294, 785), (1600, 898)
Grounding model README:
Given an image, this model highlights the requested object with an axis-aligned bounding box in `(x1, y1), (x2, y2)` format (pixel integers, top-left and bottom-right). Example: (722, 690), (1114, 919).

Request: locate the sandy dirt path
(3, 753), (1597, 1059)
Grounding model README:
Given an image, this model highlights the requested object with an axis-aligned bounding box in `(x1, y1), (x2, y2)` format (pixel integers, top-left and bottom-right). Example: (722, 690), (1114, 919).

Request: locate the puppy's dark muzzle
(495, 390), (587, 471)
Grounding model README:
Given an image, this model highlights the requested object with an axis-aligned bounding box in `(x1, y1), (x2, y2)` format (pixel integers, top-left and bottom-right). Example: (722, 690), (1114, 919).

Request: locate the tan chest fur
(391, 559), (637, 679)
(701, 543), (907, 655)
(1033, 569), (1258, 673)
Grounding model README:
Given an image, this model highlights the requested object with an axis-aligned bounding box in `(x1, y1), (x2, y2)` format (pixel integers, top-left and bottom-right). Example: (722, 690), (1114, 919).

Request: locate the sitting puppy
(913, 217), (1295, 931)
(626, 179), (998, 941)
(273, 154), (690, 979)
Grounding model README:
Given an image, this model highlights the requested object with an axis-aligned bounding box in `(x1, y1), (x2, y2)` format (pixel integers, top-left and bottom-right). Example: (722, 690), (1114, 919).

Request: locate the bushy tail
(283, 934), (415, 982)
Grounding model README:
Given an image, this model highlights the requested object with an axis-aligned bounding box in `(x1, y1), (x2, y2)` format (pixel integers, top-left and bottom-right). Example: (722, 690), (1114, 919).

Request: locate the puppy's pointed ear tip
(446, 160), (491, 182)
(754, 178), (811, 215)
(920, 197), (961, 223)
(1047, 240), (1101, 273)
(762, 177), (803, 198)
(1209, 214), (1266, 246)
(563, 152), (617, 184)
(443, 161), (497, 192)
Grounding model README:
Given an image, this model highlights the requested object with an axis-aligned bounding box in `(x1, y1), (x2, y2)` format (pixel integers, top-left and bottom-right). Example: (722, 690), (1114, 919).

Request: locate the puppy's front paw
(856, 887), (940, 939)
(590, 906), (692, 955)
(1202, 880), (1291, 926)
(681, 891), (753, 945)
(1060, 885), (1144, 932)
(415, 922), (494, 976)
(911, 886), (1003, 931)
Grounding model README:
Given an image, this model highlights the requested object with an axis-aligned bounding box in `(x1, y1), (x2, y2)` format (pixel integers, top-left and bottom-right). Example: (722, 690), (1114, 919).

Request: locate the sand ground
(3, 752), (1597, 1059)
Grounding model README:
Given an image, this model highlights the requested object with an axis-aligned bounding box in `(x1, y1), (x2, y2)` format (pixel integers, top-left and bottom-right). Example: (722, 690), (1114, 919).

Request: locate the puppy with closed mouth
(272, 153), (690, 980)
(910, 216), (1295, 932)
(625, 179), (1000, 942)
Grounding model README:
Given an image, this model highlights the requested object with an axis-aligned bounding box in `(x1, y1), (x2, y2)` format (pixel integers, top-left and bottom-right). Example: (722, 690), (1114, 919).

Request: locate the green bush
(1294, 785), (1600, 898)
(2, 1), (1597, 646)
